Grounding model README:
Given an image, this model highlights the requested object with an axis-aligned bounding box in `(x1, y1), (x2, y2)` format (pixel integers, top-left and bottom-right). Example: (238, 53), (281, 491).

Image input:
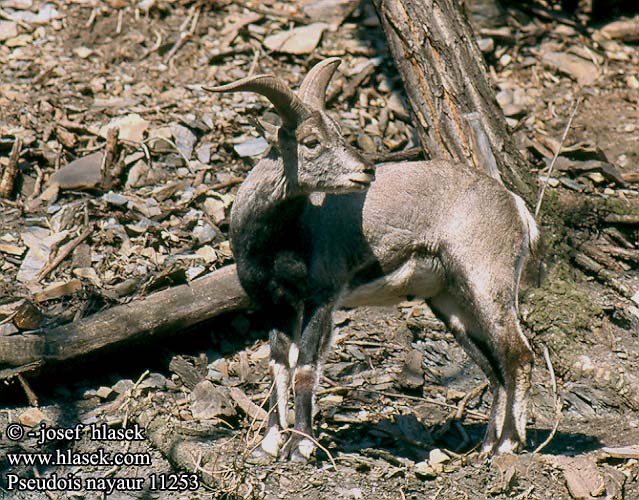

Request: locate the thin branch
(165, 3), (201, 63)
(244, 379), (275, 447)
(284, 428), (337, 469)
(101, 127), (119, 187)
(17, 374), (39, 407)
(533, 344), (561, 454)
(455, 381), (489, 420)
(534, 97), (581, 218)
(0, 137), (22, 199)
(35, 226), (94, 283)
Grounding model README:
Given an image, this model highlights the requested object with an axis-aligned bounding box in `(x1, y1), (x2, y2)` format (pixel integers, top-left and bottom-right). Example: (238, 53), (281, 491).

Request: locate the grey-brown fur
(205, 58), (538, 462)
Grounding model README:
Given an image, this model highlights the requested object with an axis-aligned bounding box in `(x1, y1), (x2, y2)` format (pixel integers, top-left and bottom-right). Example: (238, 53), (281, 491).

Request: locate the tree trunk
(372, 0), (536, 205)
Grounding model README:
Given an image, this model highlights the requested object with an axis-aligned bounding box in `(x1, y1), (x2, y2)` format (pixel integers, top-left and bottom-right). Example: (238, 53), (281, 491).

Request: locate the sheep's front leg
(281, 302), (334, 462)
(252, 307), (302, 462)
(250, 328), (291, 462)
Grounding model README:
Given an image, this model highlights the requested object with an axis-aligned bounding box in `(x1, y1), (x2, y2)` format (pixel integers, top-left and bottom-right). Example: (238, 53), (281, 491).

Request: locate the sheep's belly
(340, 257), (445, 308)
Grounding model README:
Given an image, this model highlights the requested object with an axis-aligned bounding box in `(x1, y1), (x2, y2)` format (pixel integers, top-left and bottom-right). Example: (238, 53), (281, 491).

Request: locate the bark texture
(372, 0), (536, 205)
(0, 265), (250, 368)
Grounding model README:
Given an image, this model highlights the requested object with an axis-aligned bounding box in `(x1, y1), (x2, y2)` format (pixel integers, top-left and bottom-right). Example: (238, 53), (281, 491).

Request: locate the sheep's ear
(298, 58), (342, 110)
(204, 75), (309, 130)
(250, 114), (282, 149)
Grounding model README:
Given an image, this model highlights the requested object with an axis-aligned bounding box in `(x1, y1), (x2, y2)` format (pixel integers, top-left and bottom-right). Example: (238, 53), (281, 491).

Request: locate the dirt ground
(1, 0), (638, 499)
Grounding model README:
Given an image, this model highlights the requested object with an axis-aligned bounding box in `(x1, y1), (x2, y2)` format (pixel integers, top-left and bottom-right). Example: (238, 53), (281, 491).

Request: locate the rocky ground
(0, 0), (638, 499)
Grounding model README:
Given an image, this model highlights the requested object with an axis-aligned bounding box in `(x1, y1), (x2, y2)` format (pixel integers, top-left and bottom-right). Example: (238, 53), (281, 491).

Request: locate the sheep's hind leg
(431, 290), (533, 456)
(428, 292), (508, 457)
(489, 311), (532, 455)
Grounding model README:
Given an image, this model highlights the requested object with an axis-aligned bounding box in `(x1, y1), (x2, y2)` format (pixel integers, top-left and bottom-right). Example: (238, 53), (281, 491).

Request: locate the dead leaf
(229, 387), (267, 423)
(301, 0), (359, 29)
(19, 408), (50, 427)
(12, 299), (44, 330)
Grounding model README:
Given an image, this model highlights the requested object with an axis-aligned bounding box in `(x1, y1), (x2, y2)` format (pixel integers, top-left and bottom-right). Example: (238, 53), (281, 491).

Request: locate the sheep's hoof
(479, 436), (524, 460)
(245, 447), (276, 465)
(478, 444), (496, 461)
(279, 435), (316, 463)
(494, 437), (523, 455)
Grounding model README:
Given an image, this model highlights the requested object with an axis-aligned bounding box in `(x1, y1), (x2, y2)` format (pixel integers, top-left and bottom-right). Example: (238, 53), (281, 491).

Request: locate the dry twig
(17, 374), (38, 407)
(604, 214), (639, 226)
(165, 3), (202, 63)
(0, 137), (22, 199)
(36, 226), (94, 283)
(573, 252), (634, 299)
(535, 97), (581, 218)
(533, 344), (561, 454)
(232, 1), (310, 24)
(101, 127), (120, 186)
(284, 428), (337, 469)
(85, 7), (98, 28)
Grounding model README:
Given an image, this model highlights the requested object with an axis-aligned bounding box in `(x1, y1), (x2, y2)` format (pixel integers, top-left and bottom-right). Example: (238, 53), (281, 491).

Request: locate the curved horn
(298, 57), (342, 110)
(204, 75), (309, 129)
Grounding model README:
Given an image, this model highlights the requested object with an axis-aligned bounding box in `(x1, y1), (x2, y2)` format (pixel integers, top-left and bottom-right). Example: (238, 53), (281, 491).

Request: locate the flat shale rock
(99, 114), (149, 143)
(170, 123), (197, 160)
(600, 18), (639, 43)
(263, 22), (328, 54)
(17, 227), (67, 283)
(190, 380), (235, 420)
(397, 348), (424, 390)
(0, 21), (18, 42)
(547, 456), (606, 500)
(301, 0), (359, 28)
(540, 49), (600, 86)
(233, 137), (268, 157)
(49, 152), (104, 190)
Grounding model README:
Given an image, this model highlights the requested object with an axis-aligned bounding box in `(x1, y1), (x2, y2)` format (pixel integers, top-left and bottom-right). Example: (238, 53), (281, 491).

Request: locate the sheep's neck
(230, 153), (307, 261)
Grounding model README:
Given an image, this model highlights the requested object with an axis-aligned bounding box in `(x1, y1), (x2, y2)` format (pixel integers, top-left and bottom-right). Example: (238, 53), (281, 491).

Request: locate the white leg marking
(512, 374), (529, 442)
(288, 343), (299, 369)
(511, 193), (539, 313)
(296, 438), (316, 460)
(515, 321), (532, 356)
(270, 361), (290, 429)
(493, 387), (507, 438)
(496, 438), (519, 454)
(512, 193), (540, 247)
(260, 426), (283, 457)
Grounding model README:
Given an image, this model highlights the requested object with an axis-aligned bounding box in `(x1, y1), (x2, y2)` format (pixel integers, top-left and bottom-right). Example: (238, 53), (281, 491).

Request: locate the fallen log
(0, 264), (250, 368)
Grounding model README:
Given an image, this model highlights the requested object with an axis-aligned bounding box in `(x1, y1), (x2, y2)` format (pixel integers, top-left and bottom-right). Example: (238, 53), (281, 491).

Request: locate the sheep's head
(205, 58), (374, 194)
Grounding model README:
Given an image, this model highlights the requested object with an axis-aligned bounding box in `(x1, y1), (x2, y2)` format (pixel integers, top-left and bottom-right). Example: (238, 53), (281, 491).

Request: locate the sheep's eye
(303, 137), (320, 149)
